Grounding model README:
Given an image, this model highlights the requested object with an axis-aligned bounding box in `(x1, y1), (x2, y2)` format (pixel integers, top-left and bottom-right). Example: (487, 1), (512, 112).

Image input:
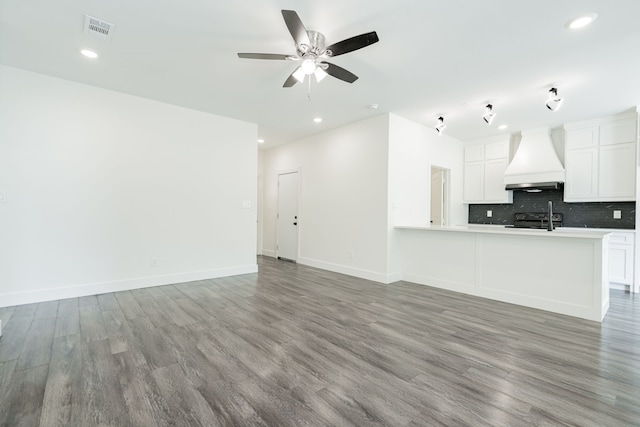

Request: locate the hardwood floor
(1, 256), (640, 426)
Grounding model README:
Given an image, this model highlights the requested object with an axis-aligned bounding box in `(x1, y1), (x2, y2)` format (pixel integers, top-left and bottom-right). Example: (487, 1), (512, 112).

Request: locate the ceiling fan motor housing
(298, 30), (326, 57)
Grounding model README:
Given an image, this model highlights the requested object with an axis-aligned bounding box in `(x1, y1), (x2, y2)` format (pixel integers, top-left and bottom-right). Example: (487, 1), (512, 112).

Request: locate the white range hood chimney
(503, 127), (565, 191)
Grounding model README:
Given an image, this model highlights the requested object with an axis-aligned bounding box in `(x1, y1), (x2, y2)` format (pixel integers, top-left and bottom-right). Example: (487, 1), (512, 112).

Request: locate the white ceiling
(1, 0), (639, 149)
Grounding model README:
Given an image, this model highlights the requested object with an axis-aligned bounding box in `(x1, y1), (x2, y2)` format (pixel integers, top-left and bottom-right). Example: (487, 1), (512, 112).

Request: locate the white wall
(260, 113), (467, 284)
(262, 115), (392, 282)
(0, 65), (258, 307)
(387, 114), (466, 276)
(388, 113), (466, 227)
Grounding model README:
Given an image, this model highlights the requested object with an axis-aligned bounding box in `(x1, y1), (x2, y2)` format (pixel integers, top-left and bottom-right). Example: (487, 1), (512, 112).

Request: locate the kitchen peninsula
(396, 225), (610, 321)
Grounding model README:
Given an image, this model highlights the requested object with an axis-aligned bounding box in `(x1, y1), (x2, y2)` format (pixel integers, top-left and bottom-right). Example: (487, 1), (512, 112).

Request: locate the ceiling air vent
(84, 15), (115, 40)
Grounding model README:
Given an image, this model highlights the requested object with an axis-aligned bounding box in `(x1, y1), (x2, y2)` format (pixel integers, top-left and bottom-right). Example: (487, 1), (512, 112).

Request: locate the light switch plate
(0, 192), (5, 203)
(241, 200), (251, 209)
(613, 210), (622, 219)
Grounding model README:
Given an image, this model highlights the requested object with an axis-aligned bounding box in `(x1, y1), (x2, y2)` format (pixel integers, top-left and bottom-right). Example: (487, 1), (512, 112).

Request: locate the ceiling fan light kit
(237, 10), (379, 87)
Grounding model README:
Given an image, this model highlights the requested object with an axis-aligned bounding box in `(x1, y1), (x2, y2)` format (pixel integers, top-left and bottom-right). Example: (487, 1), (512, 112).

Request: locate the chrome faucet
(547, 201), (554, 231)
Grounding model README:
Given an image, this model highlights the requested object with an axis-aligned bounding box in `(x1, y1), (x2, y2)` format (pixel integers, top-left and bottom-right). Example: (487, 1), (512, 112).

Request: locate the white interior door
(277, 172), (299, 261)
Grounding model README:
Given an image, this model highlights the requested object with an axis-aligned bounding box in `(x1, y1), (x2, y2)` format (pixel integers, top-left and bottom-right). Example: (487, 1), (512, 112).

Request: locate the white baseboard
(261, 249), (276, 258)
(609, 283), (630, 291)
(297, 257), (400, 284)
(0, 264), (258, 308)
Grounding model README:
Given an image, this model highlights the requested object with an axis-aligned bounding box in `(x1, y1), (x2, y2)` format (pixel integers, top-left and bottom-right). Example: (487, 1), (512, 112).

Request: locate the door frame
(257, 174), (263, 255)
(429, 164), (451, 226)
(276, 168), (301, 261)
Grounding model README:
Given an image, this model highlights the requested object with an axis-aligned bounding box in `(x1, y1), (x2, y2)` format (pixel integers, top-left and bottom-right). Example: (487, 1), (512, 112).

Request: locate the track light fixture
(482, 104), (496, 125)
(435, 116), (446, 135)
(546, 87), (563, 111)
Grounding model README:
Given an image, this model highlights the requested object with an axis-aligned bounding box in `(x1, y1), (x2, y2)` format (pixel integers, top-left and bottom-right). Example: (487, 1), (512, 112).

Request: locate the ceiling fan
(237, 10), (379, 87)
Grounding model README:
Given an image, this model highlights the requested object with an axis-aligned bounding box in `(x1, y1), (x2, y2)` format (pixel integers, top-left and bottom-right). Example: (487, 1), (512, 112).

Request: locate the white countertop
(395, 224), (612, 239)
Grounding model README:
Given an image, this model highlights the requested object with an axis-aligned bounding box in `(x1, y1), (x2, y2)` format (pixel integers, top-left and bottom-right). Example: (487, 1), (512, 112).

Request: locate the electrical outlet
(349, 250), (354, 259)
(0, 192), (6, 203)
(150, 258), (158, 267)
(487, 210), (493, 218)
(613, 210), (622, 219)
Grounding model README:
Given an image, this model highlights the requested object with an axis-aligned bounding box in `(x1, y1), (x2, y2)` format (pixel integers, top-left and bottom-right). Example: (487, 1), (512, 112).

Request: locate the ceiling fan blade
(325, 31), (379, 57)
(283, 69), (300, 87)
(321, 62), (358, 83)
(237, 53), (291, 60)
(282, 10), (310, 48)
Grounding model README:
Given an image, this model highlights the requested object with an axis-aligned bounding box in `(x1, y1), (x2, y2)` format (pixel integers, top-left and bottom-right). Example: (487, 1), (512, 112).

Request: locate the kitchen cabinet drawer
(609, 231), (634, 245)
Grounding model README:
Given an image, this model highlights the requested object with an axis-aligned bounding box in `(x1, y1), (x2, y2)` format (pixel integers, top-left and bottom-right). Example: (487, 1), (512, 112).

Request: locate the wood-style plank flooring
(1, 256), (640, 426)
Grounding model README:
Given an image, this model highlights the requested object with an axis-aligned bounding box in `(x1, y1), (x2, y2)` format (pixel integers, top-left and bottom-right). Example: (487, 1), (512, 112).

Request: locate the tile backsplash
(468, 189), (636, 229)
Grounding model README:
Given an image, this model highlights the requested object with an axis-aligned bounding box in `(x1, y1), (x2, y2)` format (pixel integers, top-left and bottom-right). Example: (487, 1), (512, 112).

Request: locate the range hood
(503, 127), (565, 191)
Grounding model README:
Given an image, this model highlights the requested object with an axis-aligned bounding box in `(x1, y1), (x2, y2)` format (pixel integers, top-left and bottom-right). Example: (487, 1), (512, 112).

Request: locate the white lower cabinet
(609, 231), (634, 287)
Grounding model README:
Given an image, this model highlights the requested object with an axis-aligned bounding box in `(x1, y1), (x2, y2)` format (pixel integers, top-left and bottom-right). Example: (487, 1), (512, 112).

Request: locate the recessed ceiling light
(257, 139), (265, 144)
(368, 104), (379, 110)
(313, 117), (322, 123)
(498, 124), (508, 130)
(80, 49), (98, 59)
(567, 13), (597, 30)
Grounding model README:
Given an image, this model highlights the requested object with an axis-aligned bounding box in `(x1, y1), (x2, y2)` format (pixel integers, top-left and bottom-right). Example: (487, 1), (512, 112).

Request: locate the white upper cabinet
(463, 136), (513, 204)
(565, 147), (598, 199)
(464, 161), (484, 202)
(564, 112), (638, 202)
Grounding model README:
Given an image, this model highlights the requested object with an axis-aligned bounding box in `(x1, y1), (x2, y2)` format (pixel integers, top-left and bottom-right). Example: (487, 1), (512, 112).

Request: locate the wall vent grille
(84, 15), (114, 40)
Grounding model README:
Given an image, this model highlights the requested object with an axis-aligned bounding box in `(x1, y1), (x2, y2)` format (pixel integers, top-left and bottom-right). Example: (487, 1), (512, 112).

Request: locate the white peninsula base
(397, 225), (610, 322)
